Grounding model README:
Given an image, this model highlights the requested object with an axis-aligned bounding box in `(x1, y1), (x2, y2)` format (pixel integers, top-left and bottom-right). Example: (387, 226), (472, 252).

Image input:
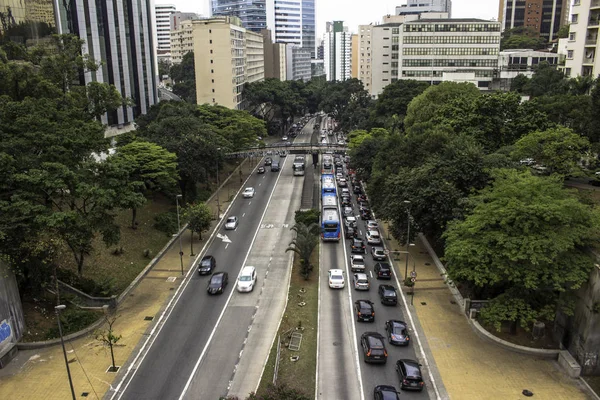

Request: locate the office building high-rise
(156, 4), (176, 53)
(498, 0), (569, 42)
(211, 0), (267, 32)
(324, 21), (352, 81)
(396, 0), (452, 17)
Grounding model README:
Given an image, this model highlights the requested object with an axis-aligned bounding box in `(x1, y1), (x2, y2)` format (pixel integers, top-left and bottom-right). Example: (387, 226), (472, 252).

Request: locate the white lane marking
(225, 243), (230, 249)
(179, 157), (285, 400)
(249, 201), (252, 205)
(242, 213), (246, 217)
(369, 271), (373, 278)
(259, 183), (262, 186)
(110, 162), (251, 400)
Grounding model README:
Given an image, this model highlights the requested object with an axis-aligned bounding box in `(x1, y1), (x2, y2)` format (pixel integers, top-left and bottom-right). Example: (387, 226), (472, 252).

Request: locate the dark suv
(374, 262), (392, 279)
(385, 320), (410, 346)
(354, 299), (375, 322)
(197, 255), (216, 275)
(395, 359), (424, 391)
(351, 238), (366, 254)
(360, 332), (388, 364)
(378, 284), (398, 305)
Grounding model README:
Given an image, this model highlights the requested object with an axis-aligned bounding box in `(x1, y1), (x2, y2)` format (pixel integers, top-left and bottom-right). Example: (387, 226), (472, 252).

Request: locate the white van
(237, 266), (257, 292)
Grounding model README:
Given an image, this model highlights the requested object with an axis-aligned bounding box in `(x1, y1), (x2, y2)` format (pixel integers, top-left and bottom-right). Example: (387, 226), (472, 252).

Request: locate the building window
(573, 0), (580, 5)
(212, 79), (214, 83)
(569, 32), (576, 41)
(567, 50), (574, 59)
(211, 69), (214, 73)
(565, 68), (572, 76)
(212, 89), (215, 92)
(213, 98), (215, 102)
(572, 14), (578, 23)
(210, 49), (213, 54)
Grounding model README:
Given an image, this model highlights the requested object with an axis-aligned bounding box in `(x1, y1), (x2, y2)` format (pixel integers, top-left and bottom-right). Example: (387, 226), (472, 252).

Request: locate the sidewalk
(0, 157), (261, 400)
(380, 226), (592, 400)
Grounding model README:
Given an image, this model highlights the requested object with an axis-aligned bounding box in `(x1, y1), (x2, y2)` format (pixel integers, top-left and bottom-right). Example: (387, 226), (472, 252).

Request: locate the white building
(324, 21), (352, 81)
(492, 49), (559, 91)
(396, 0), (452, 17)
(286, 46), (312, 81)
(155, 4), (176, 53)
(564, 0), (600, 78)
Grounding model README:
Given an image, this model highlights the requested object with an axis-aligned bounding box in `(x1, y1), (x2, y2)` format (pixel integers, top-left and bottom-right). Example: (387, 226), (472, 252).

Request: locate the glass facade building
(211, 0), (267, 32)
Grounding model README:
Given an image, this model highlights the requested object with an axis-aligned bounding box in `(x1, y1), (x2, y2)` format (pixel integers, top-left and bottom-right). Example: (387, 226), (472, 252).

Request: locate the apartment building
(324, 21), (352, 81)
(351, 34), (359, 78)
(564, 0), (600, 78)
(358, 25), (374, 93)
(171, 16), (264, 109)
(262, 29), (287, 80)
(396, 0), (452, 16)
(286, 46), (312, 81)
(156, 4), (176, 53)
(498, 0), (569, 42)
(493, 49), (559, 90)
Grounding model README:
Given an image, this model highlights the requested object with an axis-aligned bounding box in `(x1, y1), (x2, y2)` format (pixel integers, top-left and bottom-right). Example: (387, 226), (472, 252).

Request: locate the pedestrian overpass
(225, 142), (349, 159)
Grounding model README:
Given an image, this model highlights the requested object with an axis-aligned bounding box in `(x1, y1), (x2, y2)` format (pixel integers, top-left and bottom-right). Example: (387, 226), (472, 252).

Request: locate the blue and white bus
(322, 192), (338, 210)
(321, 208), (341, 241)
(322, 174), (336, 196)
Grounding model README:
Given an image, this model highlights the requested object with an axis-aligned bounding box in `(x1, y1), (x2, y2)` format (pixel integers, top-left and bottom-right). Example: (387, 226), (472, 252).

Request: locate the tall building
(211, 0), (267, 32)
(262, 29), (287, 80)
(156, 4), (176, 53)
(0, 0), (157, 129)
(212, 0), (316, 58)
(498, 0), (570, 42)
(171, 16), (264, 109)
(396, 0), (452, 17)
(351, 34), (359, 78)
(358, 25), (374, 93)
(317, 39), (325, 59)
(564, 0), (600, 78)
(286, 45), (312, 81)
(324, 21), (352, 81)
(369, 18), (501, 97)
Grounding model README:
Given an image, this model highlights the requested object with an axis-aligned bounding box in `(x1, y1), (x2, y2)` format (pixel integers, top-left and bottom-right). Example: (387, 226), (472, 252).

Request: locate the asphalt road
(112, 154), (279, 399)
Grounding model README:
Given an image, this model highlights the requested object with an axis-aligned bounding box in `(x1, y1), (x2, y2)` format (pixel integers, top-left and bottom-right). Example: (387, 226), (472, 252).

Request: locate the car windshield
(211, 275), (222, 283)
(385, 290), (396, 296)
(201, 259), (211, 266)
(393, 326), (407, 335)
(239, 275), (252, 281)
(227, 218), (235, 223)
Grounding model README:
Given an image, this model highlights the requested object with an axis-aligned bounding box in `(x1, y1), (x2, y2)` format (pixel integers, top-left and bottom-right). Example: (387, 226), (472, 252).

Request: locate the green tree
(185, 203), (212, 255)
(109, 141), (179, 229)
(370, 79), (429, 130)
(196, 104), (266, 149)
(557, 24), (570, 39)
(500, 27), (547, 51)
(170, 51), (196, 103)
(522, 61), (569, 97)
(510, 74), (529, 93)
(512, 126), (590, 175)
(294, 209), (320, 225)
(285, 222), (320, 280)
(444, 169), (600, 329)
(319, 78), (372, 132)
(527, 94), (593, 139)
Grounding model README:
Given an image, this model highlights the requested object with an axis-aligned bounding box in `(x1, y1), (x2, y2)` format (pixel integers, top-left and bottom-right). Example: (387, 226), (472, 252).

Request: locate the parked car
(224, 216), (238, 230)
(207, 272), (228, 295)
(395, 359), (425, 391)
(378, 284), (397, 305)
(371, 246), (387, 261)
(350, 254), (366, 272)
(385, 320), (410, 346)
(236, 266), (257, 292)
(366, 230), (382, 245)
(328, 269), (345, 289)
(197, 255), (216, 275)
(360, 332), (388, 364)
(354, 299), (375, 322)
(374, 385), (401, 400)
(243, 187), (255, 198)
(351, 238), (366, 254)
(257, 166), (265, 174)
(374, 262), (392, 279)
(353, 273), (370, 291)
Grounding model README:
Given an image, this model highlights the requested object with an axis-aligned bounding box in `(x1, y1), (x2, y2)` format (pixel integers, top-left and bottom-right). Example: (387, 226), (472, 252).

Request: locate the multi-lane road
(108, 115), (436, 400)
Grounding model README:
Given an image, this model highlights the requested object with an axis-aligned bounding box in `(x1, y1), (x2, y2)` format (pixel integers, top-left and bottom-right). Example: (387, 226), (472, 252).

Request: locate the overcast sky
(167, 0), (500, 37)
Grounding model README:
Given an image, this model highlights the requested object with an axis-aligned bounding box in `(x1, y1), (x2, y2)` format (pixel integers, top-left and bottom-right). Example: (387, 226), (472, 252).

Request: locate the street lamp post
(403, 200), (412, 280)
(55, 305), (76, 400)
(175, 194), (184, 275)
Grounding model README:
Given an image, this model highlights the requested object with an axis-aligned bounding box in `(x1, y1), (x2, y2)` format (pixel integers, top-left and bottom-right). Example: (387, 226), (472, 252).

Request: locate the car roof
(202, 255), (214, 260)
(388, 319), (407, 328)
(244, 187), (253, 190)
(376, 262), (391, 269)
(355, 273), (368, 279)
(364, 332), (385, 346)
(241, 266), (255, 274)
(380, 284), (395, 291)
(352, 255), (364, 260)
(356, 299), (373, 307)
(398, 359), (422, 377)
(227, 216), (236, 220)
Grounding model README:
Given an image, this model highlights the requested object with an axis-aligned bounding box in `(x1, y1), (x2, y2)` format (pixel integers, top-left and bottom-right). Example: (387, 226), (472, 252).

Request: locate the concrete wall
(0, 262), (25, 366)
(554, 262), (600, 375)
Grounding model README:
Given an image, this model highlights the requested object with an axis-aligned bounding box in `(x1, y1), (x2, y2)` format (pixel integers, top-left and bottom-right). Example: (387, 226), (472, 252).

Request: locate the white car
(351, 255), (366, 272)
(328, 269), (345, 289)
(367, 220), (379, 230)
(237, 266), (257, 292)
(353, 273), (370, 291)
(366, 229), (382, 245)
(243, 187), (255, 198)
(224, 216), (238, 230)
(282, 136), (289, 141)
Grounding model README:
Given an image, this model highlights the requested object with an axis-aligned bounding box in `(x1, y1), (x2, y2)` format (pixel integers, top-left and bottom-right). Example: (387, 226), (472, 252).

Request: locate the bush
(295, 209), (320, 225)
(56, 268), (115, 296)
(154, 211), (179, 236)
(45, 307), (102, 339)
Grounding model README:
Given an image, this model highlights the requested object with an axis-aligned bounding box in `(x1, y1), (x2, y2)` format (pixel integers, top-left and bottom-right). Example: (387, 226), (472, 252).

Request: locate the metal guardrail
(273, 335), (281, 385)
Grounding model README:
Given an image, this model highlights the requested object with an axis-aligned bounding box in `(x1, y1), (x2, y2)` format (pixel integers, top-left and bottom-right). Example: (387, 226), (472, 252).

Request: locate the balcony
(585, 37), (598, 45)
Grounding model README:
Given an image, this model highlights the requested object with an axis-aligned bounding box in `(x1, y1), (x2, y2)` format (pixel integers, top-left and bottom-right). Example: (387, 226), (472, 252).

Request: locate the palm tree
(285, 222), (320, 280)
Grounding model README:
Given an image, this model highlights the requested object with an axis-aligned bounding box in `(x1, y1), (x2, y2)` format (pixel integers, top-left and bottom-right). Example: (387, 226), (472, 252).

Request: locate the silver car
(351, 255), (366, 272)
(353, 273), (370, 291)
(224, 216), (238, 230)
(366, 230), (382, 245)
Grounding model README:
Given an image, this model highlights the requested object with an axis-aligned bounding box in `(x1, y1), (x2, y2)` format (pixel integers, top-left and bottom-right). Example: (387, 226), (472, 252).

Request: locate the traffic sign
(410, 271), (417, 278)
(411, 277), (416, 283)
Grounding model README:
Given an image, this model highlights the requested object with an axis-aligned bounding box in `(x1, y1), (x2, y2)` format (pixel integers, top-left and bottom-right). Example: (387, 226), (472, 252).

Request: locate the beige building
(358, 25), (374, 93)
(171, 16), (264, 109)
(351, 34), (359, 78)
(261, 29), (287, 80)
(564, 0), (600, 79)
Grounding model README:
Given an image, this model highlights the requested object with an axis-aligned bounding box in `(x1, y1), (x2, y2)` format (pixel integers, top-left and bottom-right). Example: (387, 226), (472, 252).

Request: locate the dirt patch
(20, 295), (57, 342)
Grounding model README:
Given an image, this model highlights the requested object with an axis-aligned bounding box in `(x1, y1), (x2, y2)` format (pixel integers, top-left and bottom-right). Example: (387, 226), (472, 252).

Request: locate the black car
(264, 157), (272, 166)
(360, 332), (388, 364)
(351, 238), (366, 254)
(395, 359), (425, 391)
(257, 166), (265, 174)
(378, 284), (397, 305)
(341, 197), (352, 207)
(374, 385), (401, 400)
(353, 185), (363, 195)
(371, 246), (387, 261)
(197, 255), (216, 275)
(354, 299), (375, 322)
(271, 161), (280, 172)
(345, 226), (357, 239)
(374, 262), (392, 279)
(360, 208), (372, 220)
(207, 272), (228, 295)
(385, 320), (410, 346)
